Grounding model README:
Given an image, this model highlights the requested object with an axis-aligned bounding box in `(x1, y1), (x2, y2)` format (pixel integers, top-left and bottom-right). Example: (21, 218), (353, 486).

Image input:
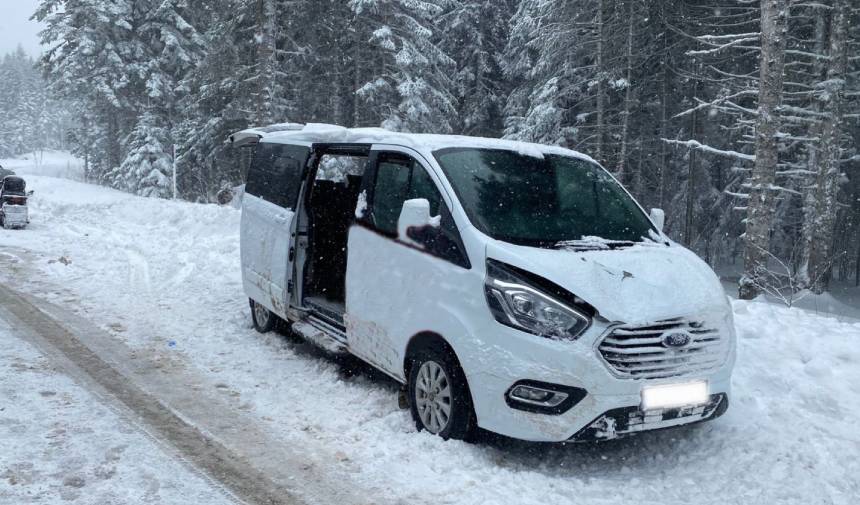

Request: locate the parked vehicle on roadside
(230, 124), (736, 443)
(0, 175), (30, 230)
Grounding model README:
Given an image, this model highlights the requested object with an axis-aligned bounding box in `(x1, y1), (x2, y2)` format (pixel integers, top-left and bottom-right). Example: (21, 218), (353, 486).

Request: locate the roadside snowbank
(1, 175), (859, 505)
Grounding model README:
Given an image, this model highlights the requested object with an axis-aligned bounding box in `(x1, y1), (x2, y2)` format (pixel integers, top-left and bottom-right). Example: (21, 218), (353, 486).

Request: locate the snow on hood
(486, 240), (728, 324)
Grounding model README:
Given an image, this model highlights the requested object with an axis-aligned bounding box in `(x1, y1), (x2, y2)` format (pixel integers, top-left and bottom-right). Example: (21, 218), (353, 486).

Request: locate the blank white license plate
(641, 381), (709, 411)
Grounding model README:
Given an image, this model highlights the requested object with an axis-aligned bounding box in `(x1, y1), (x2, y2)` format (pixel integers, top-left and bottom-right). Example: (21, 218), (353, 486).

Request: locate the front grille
(598, 318), (729, 379)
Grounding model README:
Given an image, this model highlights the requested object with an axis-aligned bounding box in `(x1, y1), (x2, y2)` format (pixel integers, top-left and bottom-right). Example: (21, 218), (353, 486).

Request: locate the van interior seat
(307, 175), (363, 304)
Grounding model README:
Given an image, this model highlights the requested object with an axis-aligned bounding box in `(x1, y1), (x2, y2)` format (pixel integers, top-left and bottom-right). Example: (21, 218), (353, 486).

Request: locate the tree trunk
(855, 237), (860, 287)
(353, 20), (362, 127)
(806, 0), (849, 294)
(739, 0), (788, 300)
(255, 0), (276, 125)
(658, 28), (671, 211)
(595, 0), (606, 164)
(797, 8), (829, 289)
(685, 69), (700, 247)
(617, 0), (635, 184)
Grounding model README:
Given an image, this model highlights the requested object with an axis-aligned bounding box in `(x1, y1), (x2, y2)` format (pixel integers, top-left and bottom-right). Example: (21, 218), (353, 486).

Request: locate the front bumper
(570, 393), (728, 442)
(460, 319), (735, 442)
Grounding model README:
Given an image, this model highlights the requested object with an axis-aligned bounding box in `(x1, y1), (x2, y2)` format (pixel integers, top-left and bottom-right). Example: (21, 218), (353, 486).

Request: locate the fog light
(509, 385), (568, 407)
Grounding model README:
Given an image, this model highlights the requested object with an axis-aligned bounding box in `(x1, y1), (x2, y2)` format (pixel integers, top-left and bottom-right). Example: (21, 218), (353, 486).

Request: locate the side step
(291, 317), (348, 355)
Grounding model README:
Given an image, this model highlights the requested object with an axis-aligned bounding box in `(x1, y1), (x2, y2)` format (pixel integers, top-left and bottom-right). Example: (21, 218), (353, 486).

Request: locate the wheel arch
(403, 332), (477, 408)
(403, 330), (479, 439)
(404, 331), (459, 379)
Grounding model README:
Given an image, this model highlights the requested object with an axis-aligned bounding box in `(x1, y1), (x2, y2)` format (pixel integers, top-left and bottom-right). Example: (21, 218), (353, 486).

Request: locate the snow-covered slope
(0, 151), (85, 180)
(2, 175), (859, 505)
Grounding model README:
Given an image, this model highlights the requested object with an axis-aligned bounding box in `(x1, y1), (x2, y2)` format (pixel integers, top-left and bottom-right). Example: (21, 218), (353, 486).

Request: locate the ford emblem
(662, 332), (692, 349)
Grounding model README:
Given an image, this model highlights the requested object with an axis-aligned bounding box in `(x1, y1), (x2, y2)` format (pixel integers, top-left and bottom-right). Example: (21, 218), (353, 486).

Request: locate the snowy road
(0, 283), (321, 505)
(1, 174), (860, 504)
(0, 296), (239, 505)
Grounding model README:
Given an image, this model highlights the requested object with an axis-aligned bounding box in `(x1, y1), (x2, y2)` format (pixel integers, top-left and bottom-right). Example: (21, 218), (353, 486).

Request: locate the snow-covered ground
(717, 265), (860, 322)
(0, 318), (235, 505)
(1, 173), (859, 504)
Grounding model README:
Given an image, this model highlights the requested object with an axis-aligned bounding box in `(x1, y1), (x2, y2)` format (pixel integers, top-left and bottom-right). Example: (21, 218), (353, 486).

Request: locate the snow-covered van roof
(226, 123), (305, 147)
(227, 123), (598, 163)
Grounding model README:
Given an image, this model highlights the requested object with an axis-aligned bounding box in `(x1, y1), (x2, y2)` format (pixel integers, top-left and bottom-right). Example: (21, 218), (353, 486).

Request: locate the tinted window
(371, 155), (412, 234)
(245, 143), (308, 208)
(2, 177), (25, 194)
(433, 148), (654, 247)
(408, 165), (443, 215)
(369, 153), (469, 268)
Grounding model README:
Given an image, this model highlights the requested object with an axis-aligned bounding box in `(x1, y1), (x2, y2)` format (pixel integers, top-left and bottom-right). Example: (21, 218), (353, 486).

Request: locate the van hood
(485, 240), (728, 324)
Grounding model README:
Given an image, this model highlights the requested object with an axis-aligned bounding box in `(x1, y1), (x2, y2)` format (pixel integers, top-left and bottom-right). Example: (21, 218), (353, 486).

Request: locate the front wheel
(408, 347), (476, 441)
(250, 299), (276, 333)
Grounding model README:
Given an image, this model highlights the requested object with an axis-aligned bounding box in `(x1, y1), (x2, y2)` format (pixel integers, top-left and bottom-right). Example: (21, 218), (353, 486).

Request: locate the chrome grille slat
(601, 336), (665, 346)
(609, 358), (721, 373)
(616, 324), (680, 336)
(598, 319), (729, 379)
(604, 349), (710, 363)
(599, 341), (720, 355)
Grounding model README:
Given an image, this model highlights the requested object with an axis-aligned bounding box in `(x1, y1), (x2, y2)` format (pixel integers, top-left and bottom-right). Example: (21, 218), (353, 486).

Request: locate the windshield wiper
(554, 238), (638, 251)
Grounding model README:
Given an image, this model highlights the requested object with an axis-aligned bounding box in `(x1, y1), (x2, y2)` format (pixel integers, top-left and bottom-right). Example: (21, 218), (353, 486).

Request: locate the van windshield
(433, 148), (654, 248)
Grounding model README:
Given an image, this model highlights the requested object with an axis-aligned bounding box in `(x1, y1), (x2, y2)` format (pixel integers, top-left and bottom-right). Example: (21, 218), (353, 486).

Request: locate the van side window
(369, 153), (470, 269)
(245, 143), (308, 209)
(371, 154), (412, 235)
(407, 165), (443, 216)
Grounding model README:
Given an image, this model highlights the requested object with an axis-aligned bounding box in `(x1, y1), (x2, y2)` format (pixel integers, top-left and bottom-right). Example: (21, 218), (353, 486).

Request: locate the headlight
(484, 260), (591, 341)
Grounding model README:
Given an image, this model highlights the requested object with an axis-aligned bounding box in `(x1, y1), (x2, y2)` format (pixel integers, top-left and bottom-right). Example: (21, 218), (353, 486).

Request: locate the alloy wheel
(414, 361), (452, 434)
(253, 302), (270, 329)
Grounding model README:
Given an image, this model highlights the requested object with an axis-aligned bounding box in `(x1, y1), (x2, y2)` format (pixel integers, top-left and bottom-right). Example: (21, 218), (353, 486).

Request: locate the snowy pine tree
(114, 112), (173, 198)
(350, 0), (456, 133)
(0, 47), (68, 159)
(437, 0), (515, 137)
(22, 0), (860, 293)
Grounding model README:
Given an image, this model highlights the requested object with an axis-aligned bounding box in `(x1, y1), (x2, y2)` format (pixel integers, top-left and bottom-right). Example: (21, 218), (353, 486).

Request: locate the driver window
(371, 154), (412, 235)
(369, 152), (470, 268)
(407, 165), (443, 216)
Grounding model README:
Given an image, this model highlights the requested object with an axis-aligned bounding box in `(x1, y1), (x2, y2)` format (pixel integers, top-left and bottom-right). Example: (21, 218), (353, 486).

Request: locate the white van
(231, 124), (736, 443)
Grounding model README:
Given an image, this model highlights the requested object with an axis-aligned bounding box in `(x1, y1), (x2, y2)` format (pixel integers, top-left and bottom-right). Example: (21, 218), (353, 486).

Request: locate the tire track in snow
(0, 284), (287, 505)
(0, 283), (378, 505)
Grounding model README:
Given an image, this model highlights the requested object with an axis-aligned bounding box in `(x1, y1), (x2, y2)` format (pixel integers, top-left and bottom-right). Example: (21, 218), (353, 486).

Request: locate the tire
(408, 346), (476, 441)
(250, 299), (276, 333)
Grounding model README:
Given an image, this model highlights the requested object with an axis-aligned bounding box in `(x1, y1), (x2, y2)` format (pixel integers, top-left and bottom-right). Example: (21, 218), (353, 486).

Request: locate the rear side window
(245, 143), (309, 209)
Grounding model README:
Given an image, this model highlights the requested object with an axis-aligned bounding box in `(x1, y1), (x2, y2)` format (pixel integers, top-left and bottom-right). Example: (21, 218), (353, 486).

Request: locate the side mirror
(27, 190), (34, 197)
(650, 208), (665, 233)
(398, 198), (434, 246)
